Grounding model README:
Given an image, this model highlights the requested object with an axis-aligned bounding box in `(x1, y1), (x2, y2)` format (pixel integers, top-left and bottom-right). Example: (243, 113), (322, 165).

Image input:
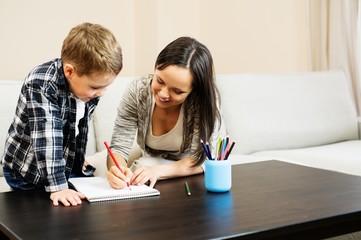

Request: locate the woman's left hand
(130, 166), (159, 188)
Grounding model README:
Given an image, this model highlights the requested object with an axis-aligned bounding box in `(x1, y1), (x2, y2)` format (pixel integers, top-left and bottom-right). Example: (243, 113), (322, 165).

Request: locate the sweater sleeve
(110, 79), (141, 161)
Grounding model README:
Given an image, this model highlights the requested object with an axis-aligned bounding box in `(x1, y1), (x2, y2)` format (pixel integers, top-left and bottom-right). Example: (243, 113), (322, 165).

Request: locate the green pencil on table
(185, 181), (191, 196)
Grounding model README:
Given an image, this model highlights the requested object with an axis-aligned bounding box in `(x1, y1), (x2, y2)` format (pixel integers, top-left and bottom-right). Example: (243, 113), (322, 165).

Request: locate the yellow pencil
(215, 136), (222, 160)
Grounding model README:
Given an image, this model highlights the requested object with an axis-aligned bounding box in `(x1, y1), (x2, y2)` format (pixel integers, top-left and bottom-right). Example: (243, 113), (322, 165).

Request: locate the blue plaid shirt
(1, 58), (99, 192)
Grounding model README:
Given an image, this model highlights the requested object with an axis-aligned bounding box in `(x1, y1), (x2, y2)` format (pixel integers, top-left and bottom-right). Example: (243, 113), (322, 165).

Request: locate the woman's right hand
(107, 165), (133, 189)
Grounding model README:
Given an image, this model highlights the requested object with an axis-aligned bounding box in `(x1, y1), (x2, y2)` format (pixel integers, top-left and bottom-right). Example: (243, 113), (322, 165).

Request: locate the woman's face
(152, 65), (193, 110)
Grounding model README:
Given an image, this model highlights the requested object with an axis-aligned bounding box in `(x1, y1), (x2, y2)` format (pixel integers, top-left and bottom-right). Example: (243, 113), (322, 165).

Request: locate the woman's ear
(63, 63), (75, 79)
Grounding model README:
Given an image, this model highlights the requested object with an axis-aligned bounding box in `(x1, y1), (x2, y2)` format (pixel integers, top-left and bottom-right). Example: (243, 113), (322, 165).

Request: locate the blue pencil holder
(205, 159), (232, 192)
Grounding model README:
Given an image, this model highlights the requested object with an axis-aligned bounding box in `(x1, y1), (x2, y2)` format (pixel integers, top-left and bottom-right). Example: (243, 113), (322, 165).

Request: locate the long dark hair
(155, 36), (221, 164)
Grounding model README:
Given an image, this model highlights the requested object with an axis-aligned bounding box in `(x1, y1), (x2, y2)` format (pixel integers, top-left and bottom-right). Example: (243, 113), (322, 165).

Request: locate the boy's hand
(50, 188), (85, 207)
(107, 165), (133, 189)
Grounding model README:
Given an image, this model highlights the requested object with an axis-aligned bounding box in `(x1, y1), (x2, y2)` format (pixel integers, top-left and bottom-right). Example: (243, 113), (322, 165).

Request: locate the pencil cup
(205, 159), (232, 192)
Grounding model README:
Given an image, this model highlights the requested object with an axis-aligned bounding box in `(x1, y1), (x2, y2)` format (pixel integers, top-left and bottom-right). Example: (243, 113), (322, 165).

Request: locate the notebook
(68, 177), (160, 203)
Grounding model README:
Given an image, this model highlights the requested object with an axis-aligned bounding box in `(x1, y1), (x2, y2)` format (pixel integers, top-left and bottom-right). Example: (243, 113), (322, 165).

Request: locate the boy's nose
(96, 88), (106, 98)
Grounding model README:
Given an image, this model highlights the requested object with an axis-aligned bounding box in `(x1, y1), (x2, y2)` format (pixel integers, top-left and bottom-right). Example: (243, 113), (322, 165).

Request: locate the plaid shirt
(1, 59), (99, 192)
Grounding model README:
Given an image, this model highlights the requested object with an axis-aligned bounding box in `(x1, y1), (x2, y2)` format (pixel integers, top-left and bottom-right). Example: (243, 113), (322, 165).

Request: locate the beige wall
(0, 0), (309, 80)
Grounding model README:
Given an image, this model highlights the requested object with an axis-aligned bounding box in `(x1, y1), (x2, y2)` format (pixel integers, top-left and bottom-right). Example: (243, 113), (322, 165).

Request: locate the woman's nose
(159, 87), (169, 98)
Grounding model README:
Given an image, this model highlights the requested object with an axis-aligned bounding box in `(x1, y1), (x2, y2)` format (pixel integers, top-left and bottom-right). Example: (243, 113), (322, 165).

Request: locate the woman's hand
(107, 165), (133, 189)
(129, 158), (203, 188)
(130, 166), (160, 188)
(50, 188), (85, 206)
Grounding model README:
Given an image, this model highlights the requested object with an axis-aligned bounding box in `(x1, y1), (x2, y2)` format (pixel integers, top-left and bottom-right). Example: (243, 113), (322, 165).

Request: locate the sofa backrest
(91, 76), (137, 153)
(0, 80), (24, 177)
(217, 70), (359, 154)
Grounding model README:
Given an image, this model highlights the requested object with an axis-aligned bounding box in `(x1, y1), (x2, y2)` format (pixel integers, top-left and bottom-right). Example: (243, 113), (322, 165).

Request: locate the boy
(1, 22), (123, 207)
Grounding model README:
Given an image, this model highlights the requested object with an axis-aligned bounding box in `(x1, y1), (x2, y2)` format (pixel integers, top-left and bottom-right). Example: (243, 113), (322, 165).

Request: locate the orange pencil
(104, 141), (131, 190)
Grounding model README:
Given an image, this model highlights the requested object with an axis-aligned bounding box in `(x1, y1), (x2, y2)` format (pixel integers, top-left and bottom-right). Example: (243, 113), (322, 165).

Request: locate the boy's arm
(26, 85), (68, 192)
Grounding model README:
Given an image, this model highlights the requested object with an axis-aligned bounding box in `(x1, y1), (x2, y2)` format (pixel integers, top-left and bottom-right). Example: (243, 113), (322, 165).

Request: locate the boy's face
(64, 64), (116, 102)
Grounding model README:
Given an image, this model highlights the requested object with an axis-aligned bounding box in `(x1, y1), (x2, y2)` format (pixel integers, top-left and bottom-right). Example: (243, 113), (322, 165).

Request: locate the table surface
(2, 160), (361, 240)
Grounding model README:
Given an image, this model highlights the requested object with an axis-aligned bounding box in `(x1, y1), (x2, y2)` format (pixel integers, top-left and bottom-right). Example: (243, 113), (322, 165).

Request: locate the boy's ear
(63, 63), (75, 79)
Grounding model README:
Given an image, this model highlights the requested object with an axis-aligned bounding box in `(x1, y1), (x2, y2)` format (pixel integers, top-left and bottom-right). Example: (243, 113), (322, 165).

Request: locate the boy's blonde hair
(61, 22), (123, 76)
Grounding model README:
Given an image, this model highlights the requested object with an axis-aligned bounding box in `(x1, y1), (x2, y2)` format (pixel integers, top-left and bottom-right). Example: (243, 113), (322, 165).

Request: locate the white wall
(0, 0), (309, 80)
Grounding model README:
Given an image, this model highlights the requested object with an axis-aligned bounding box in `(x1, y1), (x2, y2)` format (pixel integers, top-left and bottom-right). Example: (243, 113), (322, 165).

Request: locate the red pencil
(104, 141), (131, 189)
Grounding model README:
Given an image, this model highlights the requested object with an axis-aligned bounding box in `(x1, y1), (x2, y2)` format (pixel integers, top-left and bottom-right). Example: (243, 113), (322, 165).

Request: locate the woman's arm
(106, 79), (141, 189)
(130, 157), (203, 188)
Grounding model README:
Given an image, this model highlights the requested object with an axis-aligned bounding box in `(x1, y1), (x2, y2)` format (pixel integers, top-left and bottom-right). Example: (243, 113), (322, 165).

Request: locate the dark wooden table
(2, 160), (361, 239)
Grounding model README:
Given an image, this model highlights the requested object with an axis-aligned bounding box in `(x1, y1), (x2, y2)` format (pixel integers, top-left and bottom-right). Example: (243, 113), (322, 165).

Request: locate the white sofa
(1, 70), (361, 193)
(217, 70), (361, 174)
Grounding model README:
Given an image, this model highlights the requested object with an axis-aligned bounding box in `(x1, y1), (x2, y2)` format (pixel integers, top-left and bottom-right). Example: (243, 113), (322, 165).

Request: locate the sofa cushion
(217, 70), (359, 154)
(250, 140), (361, 176)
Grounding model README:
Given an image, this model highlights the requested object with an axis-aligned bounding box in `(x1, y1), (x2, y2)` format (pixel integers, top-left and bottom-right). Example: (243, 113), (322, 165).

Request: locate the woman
(107, 36), (226, 188)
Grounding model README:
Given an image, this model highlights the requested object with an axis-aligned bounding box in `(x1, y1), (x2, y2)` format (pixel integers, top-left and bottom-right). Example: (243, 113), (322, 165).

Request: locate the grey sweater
(110, 75), (226, 163)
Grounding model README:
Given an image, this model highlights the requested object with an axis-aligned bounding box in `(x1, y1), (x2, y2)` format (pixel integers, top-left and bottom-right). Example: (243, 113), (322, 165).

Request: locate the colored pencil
(185, 181), (191, 196)
(224, 141), (236, 160)
(104, 141), (131, 190)
(200, 139), (212, 160)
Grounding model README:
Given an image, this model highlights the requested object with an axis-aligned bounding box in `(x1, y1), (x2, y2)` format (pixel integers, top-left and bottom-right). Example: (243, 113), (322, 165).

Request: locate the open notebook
(69, 177), (160, 203)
